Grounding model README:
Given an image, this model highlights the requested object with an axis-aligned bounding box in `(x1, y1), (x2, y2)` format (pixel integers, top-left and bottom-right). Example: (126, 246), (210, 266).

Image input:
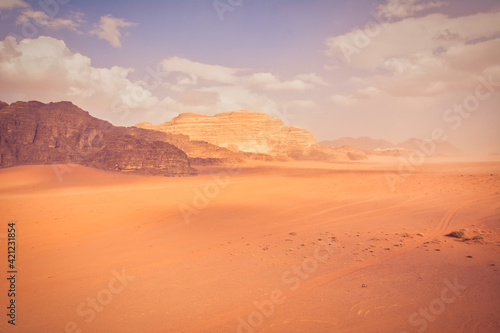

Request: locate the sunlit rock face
(136, 111), (317, 157)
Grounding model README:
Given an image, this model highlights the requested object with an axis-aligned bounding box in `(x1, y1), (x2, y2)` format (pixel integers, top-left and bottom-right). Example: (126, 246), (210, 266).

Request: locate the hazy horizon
(0, 0), (499, 154)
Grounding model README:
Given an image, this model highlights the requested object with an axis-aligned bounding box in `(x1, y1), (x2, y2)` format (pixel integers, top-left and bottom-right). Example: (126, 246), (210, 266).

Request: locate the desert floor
(0, 157), (499, 333)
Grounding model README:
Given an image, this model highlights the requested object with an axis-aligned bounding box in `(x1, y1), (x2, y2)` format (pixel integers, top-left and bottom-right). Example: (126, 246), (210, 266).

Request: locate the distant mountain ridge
(396, 138), (462, 156)
(320, 136), (462, 156)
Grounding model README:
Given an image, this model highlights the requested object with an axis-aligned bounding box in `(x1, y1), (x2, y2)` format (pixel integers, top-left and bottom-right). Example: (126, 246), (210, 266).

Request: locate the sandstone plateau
(137, 111), (316, 155)
(137, 111), (366, 161)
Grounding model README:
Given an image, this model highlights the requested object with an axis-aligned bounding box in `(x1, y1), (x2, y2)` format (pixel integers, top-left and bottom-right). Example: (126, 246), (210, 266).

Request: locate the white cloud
(143, 85), (279, 122)
(201, 85), (279, 114)
(7, 0), (84, 34)
(160, 56), (241, 86)
(0, 0), (28, 11)
(248, 72), (311, 91)
(0, 30), (329, 129)
(16, 9), (84, 32)
(326, 11), (500, 70)
(153, 57), (327, 122)
(330, 94), (355, 107)
(323, 6), (500, 154)
(0, 36), (324, 127)
(160, 56), (324, 93)
(295, 73), (329, 86)
(0, 36), (159, 124)
(287, 99), (317, 109)
(90, 14), (136, 48)
(330, 86), (383, 107)
(325, 10), (500, 102)
(357, 86), (382, 97)
(377, 0), (447, 20)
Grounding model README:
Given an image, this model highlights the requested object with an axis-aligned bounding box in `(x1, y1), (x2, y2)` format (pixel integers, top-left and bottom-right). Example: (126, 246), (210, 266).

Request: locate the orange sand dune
(0, 159), (499, 333)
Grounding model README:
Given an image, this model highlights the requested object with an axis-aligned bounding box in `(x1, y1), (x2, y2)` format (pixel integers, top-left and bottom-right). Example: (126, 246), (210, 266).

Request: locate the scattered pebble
(361, 284), (368, 288)
(466, 255), (473, 258)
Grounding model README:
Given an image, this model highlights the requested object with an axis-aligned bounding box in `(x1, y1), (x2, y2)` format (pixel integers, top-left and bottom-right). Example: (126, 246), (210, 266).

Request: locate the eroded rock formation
(136, 111), (317, 157)
(0, 101), (197, 176)
(137, 111), (367, 161)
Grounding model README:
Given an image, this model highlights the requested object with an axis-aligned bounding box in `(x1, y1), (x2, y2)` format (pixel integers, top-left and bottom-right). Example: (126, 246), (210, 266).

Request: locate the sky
(0, 0), (499, 154)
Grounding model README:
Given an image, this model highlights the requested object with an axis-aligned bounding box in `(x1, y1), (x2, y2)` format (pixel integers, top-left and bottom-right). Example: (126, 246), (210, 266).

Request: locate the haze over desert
(1, 0), (500, 332)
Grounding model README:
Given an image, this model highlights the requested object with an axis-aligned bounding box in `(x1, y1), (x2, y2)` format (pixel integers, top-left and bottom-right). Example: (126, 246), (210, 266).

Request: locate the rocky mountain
(136, 111), (366, 161)
(321, 135), (462, 157)
(397, 138), (462, 156)
(0, 101), (197, 176)
(320, 137), (395, 150)
(0, 101), (369, 174)
(136, 111), (317, 157)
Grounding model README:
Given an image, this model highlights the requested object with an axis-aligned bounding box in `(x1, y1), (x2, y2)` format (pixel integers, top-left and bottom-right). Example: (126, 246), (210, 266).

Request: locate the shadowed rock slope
(0, 101), (197, 176)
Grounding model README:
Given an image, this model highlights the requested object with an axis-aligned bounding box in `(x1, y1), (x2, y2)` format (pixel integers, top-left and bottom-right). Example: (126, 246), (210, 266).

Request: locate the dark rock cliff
(0, 101), (197, 176)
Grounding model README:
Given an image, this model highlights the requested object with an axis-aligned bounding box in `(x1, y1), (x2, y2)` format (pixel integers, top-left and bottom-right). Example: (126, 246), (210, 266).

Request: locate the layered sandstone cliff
(136, 111), (317, 158)
(0, 101), (197, 176)
(137, 111), (366, 161)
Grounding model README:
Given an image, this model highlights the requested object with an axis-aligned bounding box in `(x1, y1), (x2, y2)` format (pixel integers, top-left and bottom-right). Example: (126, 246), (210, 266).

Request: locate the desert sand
(1, 157), (499, 333)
